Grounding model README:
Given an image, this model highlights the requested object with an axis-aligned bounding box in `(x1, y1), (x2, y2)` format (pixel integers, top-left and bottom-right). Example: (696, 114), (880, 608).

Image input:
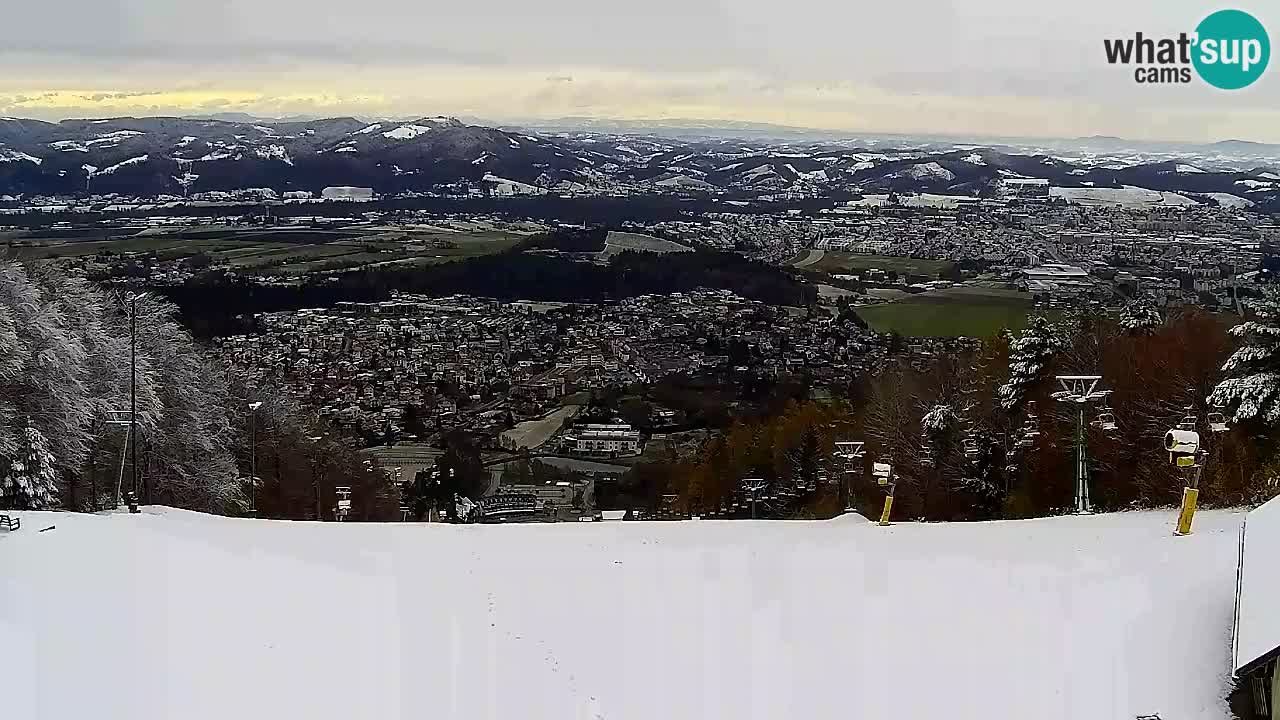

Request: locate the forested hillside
(625, 304), (1280, 521)
(0, 260), (394, 518)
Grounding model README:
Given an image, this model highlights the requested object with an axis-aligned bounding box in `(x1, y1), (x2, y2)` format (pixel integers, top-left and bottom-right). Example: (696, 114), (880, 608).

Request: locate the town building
(572, 424), (642, 456)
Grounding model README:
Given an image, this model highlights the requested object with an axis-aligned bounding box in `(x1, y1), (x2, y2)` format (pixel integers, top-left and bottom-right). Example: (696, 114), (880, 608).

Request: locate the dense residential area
(5, 163), (1280, 525)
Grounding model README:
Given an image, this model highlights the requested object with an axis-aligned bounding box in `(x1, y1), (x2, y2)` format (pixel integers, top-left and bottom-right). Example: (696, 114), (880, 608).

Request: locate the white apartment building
(573, 424), (642, 456)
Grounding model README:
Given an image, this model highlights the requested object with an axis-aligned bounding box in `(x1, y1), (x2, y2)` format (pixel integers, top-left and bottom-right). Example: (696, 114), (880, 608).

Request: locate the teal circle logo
(1193, 9), (1270, 89)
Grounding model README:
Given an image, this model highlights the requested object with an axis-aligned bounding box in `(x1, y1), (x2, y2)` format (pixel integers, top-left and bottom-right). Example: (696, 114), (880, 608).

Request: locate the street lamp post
(307, 435), (325, 520)
(247, 401), (263, 516)
(128, 293), (139, 513)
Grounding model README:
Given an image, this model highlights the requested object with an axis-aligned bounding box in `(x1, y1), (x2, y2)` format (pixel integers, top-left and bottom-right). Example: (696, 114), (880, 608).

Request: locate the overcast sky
(1, 0), (1276, 141)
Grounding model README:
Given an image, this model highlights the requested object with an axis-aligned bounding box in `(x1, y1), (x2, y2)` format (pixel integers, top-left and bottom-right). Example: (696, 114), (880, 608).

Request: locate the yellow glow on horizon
(0, 63), (1277, 142)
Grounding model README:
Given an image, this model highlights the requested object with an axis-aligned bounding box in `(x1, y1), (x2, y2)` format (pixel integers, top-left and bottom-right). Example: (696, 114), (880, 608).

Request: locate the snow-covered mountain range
(1, 115), (1279, 208)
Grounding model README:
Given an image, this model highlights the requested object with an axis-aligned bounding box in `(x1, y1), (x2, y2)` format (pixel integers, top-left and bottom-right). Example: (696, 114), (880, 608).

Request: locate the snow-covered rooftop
(0, 507), (1247, 720)
(1234, 494), (1280, 674)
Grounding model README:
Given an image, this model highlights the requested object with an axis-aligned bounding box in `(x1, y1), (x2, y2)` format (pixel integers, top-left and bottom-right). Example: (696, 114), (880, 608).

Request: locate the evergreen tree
(919, 403), (962, 518)
(786, 423), (821, 491)
(1209, 291), (1280, 423)
(0, 263), (95, 479)
(2, 425), (58, 509)
(403, 404), (427, 438)
(997, 316), (1065, 413)
(921, 404), (958, 434)
(1118, 299), (1161, 335)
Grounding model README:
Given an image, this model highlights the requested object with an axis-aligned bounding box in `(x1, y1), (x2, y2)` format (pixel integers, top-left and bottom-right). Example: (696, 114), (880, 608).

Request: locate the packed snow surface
(92, 155), (148, 176)
(0, 507), (1246, 720)
(1052, 185), (1197, 207)
(383, 124), (432, 140)
(900, 162), (956, 181)
(253, 144), (293, 165)
(0, 149), (42, 165)
(47, 140), (89, 152)
(1205, 192), (1255, 209)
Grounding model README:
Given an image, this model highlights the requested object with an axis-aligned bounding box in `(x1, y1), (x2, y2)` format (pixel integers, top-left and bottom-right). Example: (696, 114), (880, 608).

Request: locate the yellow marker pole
(1175, 486), (1199, 536)
(1174, 461), (1203, 536)
(878, 493), (894, 526)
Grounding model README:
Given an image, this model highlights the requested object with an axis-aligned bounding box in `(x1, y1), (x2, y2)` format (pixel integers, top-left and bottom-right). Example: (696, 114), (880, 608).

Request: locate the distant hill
(1212, 139), (1280, 150)
(0, 115), (1278, 204)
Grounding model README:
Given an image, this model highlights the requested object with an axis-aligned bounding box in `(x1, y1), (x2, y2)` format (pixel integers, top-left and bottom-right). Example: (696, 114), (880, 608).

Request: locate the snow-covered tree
(1118, 299), (1161, 335)
(922, 404), (958, 433)
(130, 294), (243, 512)
(0, 261), (244, 513)
(1, 425), (58, 509)
(0, 262), (94, 483)
(997, 316), (1066, 413)
(1209, 291), (1280, 424)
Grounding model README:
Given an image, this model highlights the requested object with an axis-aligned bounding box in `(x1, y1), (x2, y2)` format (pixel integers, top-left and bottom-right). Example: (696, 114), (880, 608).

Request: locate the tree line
(629, 302), (1280, 521)
(159, 238), (815, 338)
(0, 259), (396, 520)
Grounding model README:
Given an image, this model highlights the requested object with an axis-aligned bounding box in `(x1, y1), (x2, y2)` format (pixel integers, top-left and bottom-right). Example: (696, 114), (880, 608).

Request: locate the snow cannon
(1164, 429), (1199, 456)
(872, 462), (893, 487)
(1165, 427), (1206, 537)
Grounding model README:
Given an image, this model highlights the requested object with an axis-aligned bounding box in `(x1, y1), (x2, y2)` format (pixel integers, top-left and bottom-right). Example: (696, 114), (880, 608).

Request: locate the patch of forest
(162, 237), (815, 337)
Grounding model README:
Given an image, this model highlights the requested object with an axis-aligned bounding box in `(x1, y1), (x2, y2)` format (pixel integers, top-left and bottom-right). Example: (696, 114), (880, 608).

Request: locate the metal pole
(1075, 407), (1085, 512)
(879, 485), (895, 526)
(1075, 407), (1084, 513)
(129, 294), (139, 513)
(1075, 406), (1092, 514)
(249, 410), (257, 516)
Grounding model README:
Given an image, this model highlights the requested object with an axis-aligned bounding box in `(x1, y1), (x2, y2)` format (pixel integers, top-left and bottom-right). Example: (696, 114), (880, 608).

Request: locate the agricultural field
(855, 285), (1034, 337)
(807, 252), (953, 277)
(1, 225), (525, 274)
(1049, 185), (1199, 208)
(602, 231), (693, 257)
(500, 405), (582, 451)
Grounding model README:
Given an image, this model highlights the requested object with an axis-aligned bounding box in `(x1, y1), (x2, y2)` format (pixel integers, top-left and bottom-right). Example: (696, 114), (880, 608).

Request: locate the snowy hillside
(3, 116), (1280, 205)
(0, 508), (1245, 720)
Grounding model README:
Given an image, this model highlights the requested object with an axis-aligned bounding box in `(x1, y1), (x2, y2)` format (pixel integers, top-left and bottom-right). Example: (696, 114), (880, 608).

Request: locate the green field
(7, 237), (258, 259)
(3, 227), (525, 274)
(857, 302), (1031, 337)
(223, 244), (366, 268)
(810, 253), (953, 277)
(855, 288), (1034, 337)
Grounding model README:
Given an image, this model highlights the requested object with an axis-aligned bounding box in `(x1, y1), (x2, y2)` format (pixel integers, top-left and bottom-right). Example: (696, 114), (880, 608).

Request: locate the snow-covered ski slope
(0, 508), (1246, 720)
